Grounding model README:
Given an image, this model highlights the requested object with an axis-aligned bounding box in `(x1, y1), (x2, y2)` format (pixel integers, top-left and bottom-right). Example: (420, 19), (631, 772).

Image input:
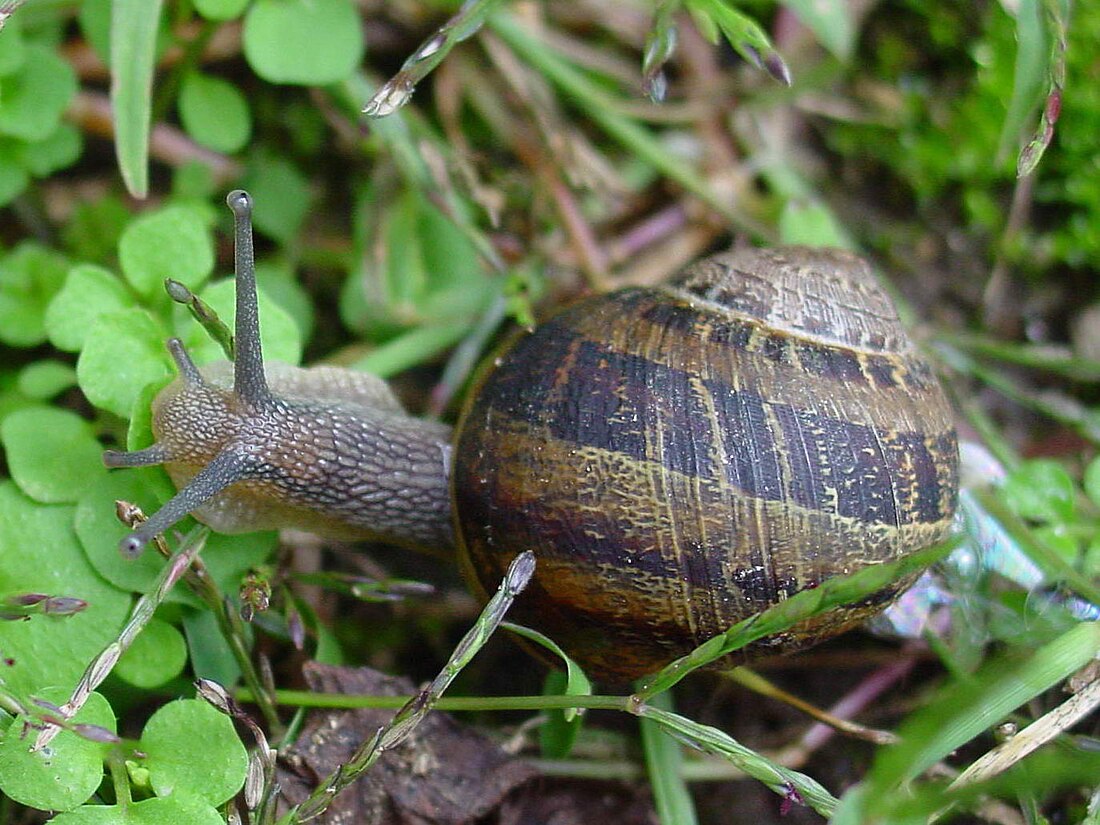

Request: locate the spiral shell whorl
(670, 246), (909, 354)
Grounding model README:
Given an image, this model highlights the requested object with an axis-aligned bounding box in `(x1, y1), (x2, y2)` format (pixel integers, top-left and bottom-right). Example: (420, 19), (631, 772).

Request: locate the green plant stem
(279, 551), (536, 824)
(238, 687), (632, 712)
(935, 330), (1100, 381)
(107, 754), (133, 806)
(139, 524), (283, 737)
(939, 342), (1100, 443)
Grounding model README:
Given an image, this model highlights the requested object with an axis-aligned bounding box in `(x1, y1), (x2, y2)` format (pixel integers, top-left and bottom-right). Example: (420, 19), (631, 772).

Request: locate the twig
(281, 551), (536, 823)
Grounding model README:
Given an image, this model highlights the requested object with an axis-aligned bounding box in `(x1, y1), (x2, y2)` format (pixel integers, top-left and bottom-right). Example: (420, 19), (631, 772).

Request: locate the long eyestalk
(226, 190), (272, 409)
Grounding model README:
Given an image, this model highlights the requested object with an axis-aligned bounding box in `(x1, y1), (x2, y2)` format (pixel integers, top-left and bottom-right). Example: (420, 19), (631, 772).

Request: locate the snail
(103, 190), (959, 682)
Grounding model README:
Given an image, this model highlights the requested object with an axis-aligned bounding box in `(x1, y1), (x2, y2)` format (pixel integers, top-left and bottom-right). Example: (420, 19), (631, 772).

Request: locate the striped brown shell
(452, 246), (958, 682)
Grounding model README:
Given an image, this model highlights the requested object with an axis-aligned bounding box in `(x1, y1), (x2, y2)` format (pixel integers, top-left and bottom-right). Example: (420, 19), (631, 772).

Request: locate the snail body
(105, 191), (958, 682)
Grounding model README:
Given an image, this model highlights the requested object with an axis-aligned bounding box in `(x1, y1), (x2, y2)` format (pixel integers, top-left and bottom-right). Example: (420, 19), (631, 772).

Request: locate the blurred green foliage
(830, 0), (1095, 271)
(0, 0), (1096, 822)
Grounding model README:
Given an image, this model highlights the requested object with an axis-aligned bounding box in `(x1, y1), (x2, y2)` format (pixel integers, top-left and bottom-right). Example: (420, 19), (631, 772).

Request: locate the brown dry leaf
(499, 780), (658, 825)
(278, 662), (538, 824)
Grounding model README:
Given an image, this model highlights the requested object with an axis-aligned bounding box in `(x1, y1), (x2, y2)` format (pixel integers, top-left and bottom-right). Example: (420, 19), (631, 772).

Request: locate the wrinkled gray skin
(103, 191), (454, 557)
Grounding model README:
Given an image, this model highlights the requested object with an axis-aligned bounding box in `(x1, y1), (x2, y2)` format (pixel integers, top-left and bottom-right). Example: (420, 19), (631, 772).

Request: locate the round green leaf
(19, 122), (83, 177)
(0, 152), (30, 207)
(17, 360), (77, 400)
(172, 159), (218, 201)
(76, 309), (172, 418)
(118, 204), (215, 298)
(0, 44), (78, 141)
(62, 197), (133, 265)
(140, 699), (247, 804)
(115, 619), (188, 688)
(201, 530), (279, 595)
(76, 0), (112, 66)
(241, 151), (311, 242)
(0, 482), (130, 698)
(46, 264), (136, 353)
(51, 794), (227, 825)
(181, 279), (302, 366)
(1033, 524), (1080, 565)
(1, 406), (107, 504)
(178, 72), (251, 153)
(1001, 459), (1077, 524)
(0, 241), (71, 347)
(0, 11), (27, 76)
(256, 260), (315, 342)
(0, 689), (114, 812)
(243, 0), (364, 85)
(75, 469), (177, 594)
(195, 0), (249, 20)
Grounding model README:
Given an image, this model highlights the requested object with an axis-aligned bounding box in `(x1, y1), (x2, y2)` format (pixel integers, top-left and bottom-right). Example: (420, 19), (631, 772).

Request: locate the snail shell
(453, 246), (958, 680)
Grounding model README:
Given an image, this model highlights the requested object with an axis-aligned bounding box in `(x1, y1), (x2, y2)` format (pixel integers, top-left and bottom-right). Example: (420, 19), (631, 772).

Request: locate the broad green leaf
(76, 309), (173, 418)
(111, 0), (166, 197)
(778, 198), (851, 248)
(1, 407), (106, 504)
(115, 618), (188, 688)
(194, 0), (249, 20)
(77, 0), (112, 66)
(139, 699), (248, 804)
(118, 204), (215, 297)
(0, 690), (114, 812)
(241, 151), (311, 242)
(46, 264), (136, 352)
(784, 0), (855, 60)
(75, 470), (178, 594)
(0, 10), (27, 76)
(50, 795), (227, 825)
(538, 669), (583, 759)
(243, 0), (364, 85)
(178, 72), (252, 153)
(182, 278), (302, 366)
(16, 360), (77, 400)
(256, 260), (315, 342)
(201, 530), (279, 600)
(183, 606), (241, 686)
(0, 482), (130, 697)
(0, 242), (71, 347)
(0, 44), (78, 141)
(1000, 458), (1076, 523)
(62, 197), (133, 264)
(0, 151), (29, 206)
(19, 122), (83, 177)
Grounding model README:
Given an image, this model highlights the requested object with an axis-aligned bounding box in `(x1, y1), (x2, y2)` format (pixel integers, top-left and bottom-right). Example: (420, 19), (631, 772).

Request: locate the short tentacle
(225, 190), (272, 410)
(117, 447), (255, 557)
(167, 338), (206, 388)
(103, 443), (170, 468)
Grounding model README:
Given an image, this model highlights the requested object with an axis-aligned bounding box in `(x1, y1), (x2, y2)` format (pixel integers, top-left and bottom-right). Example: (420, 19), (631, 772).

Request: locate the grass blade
(110, 0), (164, 198)
(640, 690), (699, 825)
(861, 620), (1100, 810)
